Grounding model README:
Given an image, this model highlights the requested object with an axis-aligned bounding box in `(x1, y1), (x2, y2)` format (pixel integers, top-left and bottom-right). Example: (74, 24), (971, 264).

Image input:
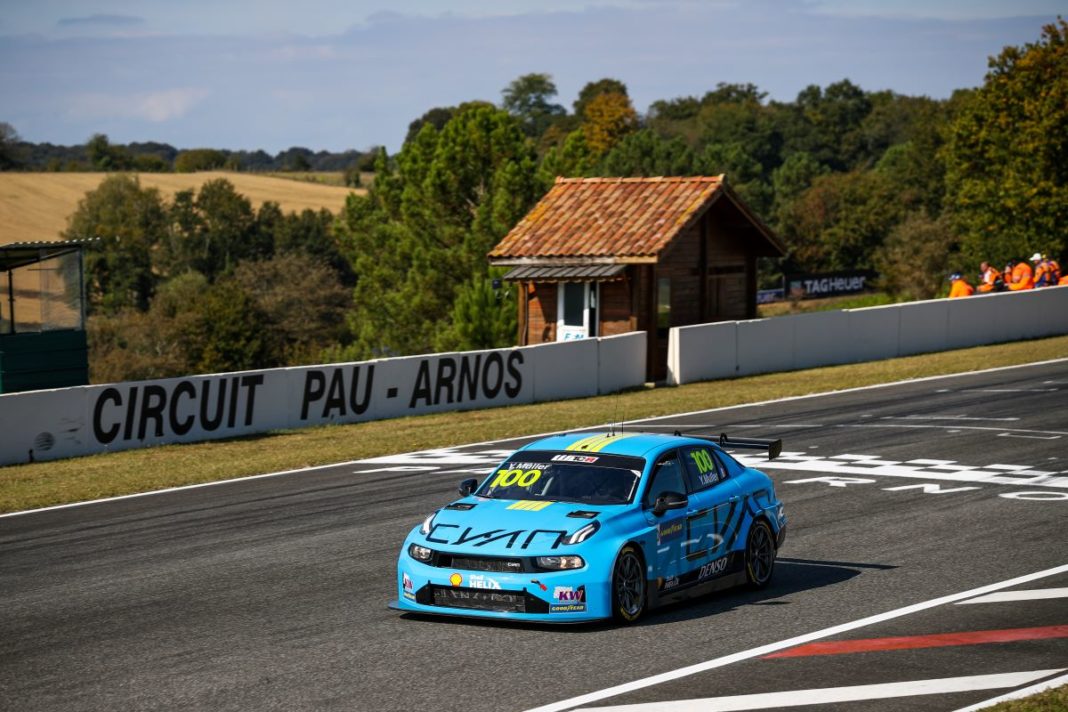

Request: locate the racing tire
(744, 519), (775, 589)
(612, 545), (647, 623)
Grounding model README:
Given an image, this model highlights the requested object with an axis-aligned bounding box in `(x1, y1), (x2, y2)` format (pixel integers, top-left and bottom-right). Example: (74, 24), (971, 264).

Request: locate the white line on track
(521, 564), (1068, 712)
(957, 588), (1068, 604)
(3, 357), (1066, 520)
(951, 671), (1068, 712)
(577, 670), (1066, 711)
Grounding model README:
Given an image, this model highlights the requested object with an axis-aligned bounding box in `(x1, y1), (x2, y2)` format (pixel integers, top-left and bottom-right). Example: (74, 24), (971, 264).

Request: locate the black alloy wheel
(612, 545), (646, 622)
(745, 520), (775, 588)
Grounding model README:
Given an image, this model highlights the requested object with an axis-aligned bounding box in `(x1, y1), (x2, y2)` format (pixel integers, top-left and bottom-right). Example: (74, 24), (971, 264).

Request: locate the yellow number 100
(491, 469), (542, 487)
(689, 450), (715, 475)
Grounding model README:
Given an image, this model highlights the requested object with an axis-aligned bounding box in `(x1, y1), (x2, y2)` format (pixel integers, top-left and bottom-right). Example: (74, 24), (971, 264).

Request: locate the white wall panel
(529, 339), (599, 402)
(598, 332), (647, 394)
(736, 317), (794, 376)
(845, 305), (900, 362)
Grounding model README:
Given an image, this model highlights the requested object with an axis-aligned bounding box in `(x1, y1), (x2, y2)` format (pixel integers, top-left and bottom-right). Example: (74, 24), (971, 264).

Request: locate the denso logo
(553, 585), (586, 602)
(699, 556), (728, 580)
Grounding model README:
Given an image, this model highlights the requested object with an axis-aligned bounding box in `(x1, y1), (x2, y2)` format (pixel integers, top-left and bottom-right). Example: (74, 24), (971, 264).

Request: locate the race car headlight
(419, 513), (435, 536)
(409, 544), (434, 562)
(535, 555), (585, 570)
(564, 521), (600, 545)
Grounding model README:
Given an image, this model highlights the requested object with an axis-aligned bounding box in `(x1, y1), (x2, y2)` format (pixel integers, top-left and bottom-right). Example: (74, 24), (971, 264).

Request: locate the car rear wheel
(744, 520), (775, 588)
(612, 545), (646, 623)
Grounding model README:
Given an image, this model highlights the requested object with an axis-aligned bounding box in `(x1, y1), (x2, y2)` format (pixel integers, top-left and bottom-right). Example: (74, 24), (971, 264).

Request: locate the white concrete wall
(597, 332), (646, 395)
(668, 286), (1068, 385)
(0, 333), (647, 466)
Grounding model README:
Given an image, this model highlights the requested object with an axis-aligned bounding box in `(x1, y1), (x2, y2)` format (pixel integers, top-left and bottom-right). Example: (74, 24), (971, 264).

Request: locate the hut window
(563, 282), (585, 327)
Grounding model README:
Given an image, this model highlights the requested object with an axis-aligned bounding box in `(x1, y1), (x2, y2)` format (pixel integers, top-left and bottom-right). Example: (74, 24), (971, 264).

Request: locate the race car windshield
(478, 451), (644, 505)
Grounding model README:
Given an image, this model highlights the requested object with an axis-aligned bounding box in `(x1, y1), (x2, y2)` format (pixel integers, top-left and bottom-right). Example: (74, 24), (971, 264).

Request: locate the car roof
(518, 431), (719, 459)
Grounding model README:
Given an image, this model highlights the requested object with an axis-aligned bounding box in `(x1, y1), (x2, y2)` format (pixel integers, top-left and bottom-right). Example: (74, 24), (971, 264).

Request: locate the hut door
(556, 282), (598, 341)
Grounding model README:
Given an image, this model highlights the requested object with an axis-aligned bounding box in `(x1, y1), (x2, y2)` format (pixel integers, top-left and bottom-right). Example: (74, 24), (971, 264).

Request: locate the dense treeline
(0, 129), (378, 182)
(16, 20), (1065, 382)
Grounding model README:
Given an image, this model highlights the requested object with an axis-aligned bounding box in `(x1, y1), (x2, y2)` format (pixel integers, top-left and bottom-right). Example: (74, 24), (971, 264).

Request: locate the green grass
(759, 292), (898, 317)
(989, 684), (1068, 712)
(1, 335), (1066, 514)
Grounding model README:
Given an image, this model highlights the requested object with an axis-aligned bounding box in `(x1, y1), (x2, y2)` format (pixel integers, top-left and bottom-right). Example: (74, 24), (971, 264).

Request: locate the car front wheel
(612, 545), (646, 623)
(745, 519), (775, 588)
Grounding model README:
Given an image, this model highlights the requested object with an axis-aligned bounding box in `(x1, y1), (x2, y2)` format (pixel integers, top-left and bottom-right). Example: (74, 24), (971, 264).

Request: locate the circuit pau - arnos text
(391, 431), (787, 623)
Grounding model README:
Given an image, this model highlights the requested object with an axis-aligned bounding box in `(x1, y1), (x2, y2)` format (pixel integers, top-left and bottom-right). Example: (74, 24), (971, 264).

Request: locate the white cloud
(68, 87), (210, 123)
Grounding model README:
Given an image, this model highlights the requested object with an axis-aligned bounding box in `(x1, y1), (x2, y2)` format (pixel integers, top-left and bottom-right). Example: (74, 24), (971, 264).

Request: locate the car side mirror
(652, 491), (688, 516)
(458, 478), (478, 497)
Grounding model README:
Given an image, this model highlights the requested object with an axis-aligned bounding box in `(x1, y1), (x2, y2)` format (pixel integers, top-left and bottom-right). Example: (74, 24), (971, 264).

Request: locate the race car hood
(421, 497), (617, 556)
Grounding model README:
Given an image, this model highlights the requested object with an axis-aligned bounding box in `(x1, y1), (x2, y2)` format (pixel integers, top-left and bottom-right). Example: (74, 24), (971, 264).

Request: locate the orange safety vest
(977, 267), (1002, 293)
(1060, 274), (1068, 286)
(1034, 261), (1055, 286)
(1008, 261), (1034, 290)
(948, 279), (974, 298)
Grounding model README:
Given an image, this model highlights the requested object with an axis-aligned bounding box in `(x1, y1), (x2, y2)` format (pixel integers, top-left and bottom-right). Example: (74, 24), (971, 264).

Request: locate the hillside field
(0, 172), (364, 245)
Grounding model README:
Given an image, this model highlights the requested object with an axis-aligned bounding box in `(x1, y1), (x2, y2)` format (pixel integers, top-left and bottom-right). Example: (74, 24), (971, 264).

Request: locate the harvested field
(0, 171), (362, 245)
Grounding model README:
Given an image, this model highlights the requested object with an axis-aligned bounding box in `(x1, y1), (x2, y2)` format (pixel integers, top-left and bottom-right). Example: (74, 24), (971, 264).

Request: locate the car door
(680, 445), (744, 582)
(642, 452), (690, 591)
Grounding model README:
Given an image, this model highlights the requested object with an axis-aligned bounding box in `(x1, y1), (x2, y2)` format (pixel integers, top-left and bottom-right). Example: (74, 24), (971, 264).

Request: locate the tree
(337, 102), (544, 357)
(581, 92), (639, 158)
(501, 73), (566, 138)
(405, 107), (456, 146)
(63, 174), (168, 312)
(0, 122), (25, 170)
(599, 129), (697, 176)
(86, 133), (133, 171)
(945, 19), (1068, 268)
(779, 169), (910, 272)
(874, 213), (961, 300)
(162, 179), (269, 281)
(573, 78), (629, 118)
(230, 254), (351, 363)
(183, 280), (271, 373)
(174, 148), (227, 172)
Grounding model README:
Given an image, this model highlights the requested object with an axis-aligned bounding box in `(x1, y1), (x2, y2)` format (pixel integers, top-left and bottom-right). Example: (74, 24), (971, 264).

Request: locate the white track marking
(950, 671), (1068, 712)
(521, 564), (1068, 712)
(958, 588), (1068, 604)
(734, 452), (1068, 490)
(888, 415), (1021, 422)
(3, 357), (1066, 519)
(576, 670), (1066, 711)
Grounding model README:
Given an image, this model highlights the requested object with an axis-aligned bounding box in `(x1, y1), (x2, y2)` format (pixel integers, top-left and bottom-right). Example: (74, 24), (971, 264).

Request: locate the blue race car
(390, 430), (786, 623)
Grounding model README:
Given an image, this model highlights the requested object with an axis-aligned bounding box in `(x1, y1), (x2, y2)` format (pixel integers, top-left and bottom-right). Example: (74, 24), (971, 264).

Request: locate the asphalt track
(2, 360), (1067, 712)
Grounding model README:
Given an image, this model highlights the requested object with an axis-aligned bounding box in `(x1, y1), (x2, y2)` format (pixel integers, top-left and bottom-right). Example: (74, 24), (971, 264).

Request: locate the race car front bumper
(391, 555), (610, 622)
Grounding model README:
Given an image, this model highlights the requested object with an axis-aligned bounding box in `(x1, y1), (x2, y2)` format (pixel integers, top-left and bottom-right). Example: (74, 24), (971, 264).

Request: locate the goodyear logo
(566, 433), (639, 453)
(506, 500), (554, 512)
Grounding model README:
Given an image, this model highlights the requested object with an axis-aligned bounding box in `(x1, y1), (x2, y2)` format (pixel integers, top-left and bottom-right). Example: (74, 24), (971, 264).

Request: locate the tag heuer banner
(786, 270), (877, 299)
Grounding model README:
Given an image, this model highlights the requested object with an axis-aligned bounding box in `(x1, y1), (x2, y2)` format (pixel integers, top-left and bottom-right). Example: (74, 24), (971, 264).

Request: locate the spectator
(977, 262), (1004, 293)
(1008, 258), (1034, 290)
(948, 273), (974, 298)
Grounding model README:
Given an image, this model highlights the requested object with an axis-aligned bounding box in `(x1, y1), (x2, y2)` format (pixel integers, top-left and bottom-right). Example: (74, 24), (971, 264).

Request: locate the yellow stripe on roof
(566, 432), (640, 452)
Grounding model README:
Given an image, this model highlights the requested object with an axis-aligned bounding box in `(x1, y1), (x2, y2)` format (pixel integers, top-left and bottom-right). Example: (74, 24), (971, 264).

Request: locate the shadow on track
(394, 557), (895, 632)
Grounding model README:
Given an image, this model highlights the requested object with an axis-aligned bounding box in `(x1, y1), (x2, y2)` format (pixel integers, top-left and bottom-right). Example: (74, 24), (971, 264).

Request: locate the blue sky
(1, 1), (1063, 153)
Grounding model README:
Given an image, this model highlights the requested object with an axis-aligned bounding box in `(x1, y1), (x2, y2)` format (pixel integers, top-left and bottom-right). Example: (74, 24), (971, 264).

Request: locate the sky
(1, 1), (1064, 154)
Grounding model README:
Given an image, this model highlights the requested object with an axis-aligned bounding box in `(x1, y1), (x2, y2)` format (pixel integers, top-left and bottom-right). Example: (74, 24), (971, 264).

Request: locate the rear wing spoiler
(674, 431), (783, 460)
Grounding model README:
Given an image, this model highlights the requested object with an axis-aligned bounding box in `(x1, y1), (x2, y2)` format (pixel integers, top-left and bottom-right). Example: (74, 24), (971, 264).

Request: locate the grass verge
(990, 683), (1067, 712)
(1, 335), (1066, 514)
